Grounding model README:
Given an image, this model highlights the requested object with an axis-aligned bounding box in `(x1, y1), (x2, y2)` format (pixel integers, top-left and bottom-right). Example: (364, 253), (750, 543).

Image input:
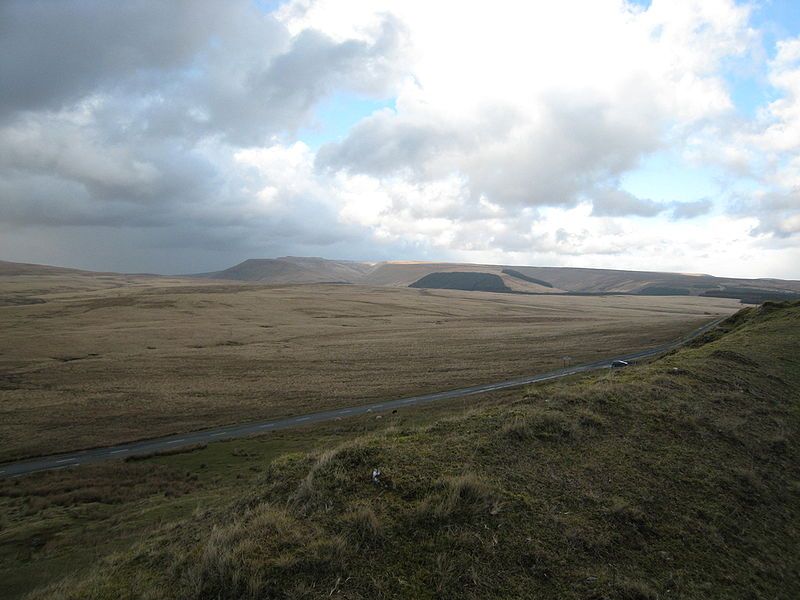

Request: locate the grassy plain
(7, 301), (799, 599)
(0, 273), (739, 460)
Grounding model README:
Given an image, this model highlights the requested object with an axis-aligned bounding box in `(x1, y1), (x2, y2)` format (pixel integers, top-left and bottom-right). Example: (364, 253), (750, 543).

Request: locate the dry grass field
(0, 273), (741, 461)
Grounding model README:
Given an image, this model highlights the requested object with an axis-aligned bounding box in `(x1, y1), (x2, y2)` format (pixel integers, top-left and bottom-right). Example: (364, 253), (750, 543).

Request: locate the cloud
(0, 0), (406, 271)
(743, 189), (800, 238)
(0, 0), (797, 279)
(591, 188), (665, 217)
(0, 1), (224, 118)
(670, 198), (713, 219)
(310, 0), (752, 212)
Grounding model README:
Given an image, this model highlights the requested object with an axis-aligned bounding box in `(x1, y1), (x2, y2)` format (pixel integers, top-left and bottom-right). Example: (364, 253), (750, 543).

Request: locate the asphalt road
(0, 316), (725, 479)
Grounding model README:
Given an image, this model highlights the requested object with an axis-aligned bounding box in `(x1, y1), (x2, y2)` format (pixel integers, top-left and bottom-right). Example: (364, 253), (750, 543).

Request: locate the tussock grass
(417, 473), (500, 522)
(183, 503), (348, 600)
(343, 505), (382, 546)
(291, 439), (378, 510)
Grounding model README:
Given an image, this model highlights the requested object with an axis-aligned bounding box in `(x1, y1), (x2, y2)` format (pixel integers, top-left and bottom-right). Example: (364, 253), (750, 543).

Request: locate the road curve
(0, 316), (726, 479)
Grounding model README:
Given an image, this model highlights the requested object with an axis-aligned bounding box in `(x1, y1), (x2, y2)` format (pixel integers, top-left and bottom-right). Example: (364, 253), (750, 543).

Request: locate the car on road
(611, 360), (629, 368)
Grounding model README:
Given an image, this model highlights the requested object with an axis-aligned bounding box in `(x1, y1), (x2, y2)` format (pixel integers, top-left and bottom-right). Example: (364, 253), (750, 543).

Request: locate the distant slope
(362, 262), (560, 293)
(0, 260), (97, 276)
(34, 301), (800, 599)
(501, 268), (553, 288)
(503, 264), (800, 296)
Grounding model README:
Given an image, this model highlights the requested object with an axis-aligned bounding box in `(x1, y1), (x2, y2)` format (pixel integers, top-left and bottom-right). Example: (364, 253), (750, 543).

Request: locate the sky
(1, 1), (799, 278)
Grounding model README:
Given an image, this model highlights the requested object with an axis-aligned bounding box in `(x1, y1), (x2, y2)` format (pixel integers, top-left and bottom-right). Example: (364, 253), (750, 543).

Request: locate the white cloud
(308, 0), (754, 218)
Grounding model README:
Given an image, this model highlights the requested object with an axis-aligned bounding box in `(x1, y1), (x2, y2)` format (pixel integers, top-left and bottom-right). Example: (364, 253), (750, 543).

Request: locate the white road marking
(52, 464), (74, 472)
(110, 449), (128, 454)
(296, 417), (311, 422)
(56, 458), (76, 464)
(166, 439), (185, 445)
(258, 424), (274, 429)
(210, 432), (227, 437)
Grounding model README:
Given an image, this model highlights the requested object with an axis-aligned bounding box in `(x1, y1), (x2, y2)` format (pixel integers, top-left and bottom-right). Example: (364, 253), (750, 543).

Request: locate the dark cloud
(0, 1), (228, 119)
(0, 1), (406, 272)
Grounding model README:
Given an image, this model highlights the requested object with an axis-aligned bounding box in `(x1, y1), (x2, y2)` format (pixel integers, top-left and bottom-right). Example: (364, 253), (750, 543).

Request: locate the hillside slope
(195, 257), (374, 284)
(32, 302), (800, 599)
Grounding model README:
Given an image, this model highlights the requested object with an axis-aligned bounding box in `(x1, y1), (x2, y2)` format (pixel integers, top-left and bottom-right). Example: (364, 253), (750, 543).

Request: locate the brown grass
(0, 273), (740, 460)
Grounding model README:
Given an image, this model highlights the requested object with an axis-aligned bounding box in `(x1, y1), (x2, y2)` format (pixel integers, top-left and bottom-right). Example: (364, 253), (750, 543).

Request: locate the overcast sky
(1, 0), (799, 278)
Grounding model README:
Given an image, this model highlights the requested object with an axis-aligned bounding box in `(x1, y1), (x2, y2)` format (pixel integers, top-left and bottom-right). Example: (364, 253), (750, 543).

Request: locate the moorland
(2, 290), (797, 599)
(0, 263), (741, 461)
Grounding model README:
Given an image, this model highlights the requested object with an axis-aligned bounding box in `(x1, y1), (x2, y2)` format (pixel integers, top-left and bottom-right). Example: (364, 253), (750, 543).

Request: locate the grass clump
(183, 503), (347, 600)
(501, 409), (569, 440)
(417, 473), (501, 522)
(343, 505), (382, 546)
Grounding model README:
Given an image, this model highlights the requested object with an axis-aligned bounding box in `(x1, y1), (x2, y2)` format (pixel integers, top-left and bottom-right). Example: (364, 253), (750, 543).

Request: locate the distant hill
(3, 257), (799, 303)
(191, 257), (800, 303)
(192, 257), (374, 284)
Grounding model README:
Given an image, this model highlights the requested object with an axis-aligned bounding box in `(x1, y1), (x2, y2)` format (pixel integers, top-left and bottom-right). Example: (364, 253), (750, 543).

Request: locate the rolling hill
(192, 257), (800, 302)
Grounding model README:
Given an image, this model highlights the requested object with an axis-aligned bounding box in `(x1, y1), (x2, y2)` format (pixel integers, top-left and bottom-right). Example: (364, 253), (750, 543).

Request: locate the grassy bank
(12, 301), (800, 599)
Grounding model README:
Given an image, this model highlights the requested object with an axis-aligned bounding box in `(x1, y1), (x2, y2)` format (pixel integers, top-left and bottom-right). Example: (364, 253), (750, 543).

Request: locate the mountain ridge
(190, 256), (800, 301)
